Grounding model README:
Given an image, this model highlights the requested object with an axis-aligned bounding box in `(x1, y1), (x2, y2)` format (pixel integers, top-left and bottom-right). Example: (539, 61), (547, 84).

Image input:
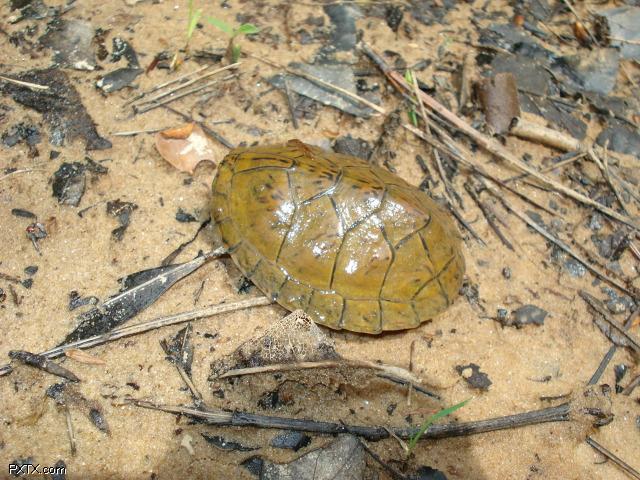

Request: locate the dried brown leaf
(160, 123), (194, 139)
(155, 123), (215, 174)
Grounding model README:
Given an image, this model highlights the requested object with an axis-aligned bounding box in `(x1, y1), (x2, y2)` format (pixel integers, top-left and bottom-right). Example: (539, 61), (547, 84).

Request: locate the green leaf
(408, 109), (418, 127)
(407, 398), (470, 454)
(187, 7), (202, 40)
(404, 69), (415, 86)
(235, 23), (260, 36)
(206, 16), (234, 36)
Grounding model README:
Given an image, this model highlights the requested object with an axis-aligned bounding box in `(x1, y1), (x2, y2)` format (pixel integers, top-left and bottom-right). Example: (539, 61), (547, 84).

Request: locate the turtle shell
(211, 140), (465, 334)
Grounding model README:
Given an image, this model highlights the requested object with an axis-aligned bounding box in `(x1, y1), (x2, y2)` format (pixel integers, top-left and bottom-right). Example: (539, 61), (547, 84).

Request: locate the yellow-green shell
(211, 140), (465, 334)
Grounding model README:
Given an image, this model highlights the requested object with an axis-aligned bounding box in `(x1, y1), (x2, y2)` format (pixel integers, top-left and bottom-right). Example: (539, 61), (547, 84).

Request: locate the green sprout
(406, 398), (470, 456)
(205, 16), (260, 63)
(404, 69), (419, 127)
(186, 0), (203, 50)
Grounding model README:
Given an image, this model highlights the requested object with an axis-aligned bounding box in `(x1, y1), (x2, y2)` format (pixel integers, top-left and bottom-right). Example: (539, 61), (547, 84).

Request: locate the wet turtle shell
(211, 140), (465, 334)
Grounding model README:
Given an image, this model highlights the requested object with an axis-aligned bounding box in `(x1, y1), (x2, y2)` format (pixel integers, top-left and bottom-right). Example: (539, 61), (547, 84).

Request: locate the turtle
(211, 139), (465, 334)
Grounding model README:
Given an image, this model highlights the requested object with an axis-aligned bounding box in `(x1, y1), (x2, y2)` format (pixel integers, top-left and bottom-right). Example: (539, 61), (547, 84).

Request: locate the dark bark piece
(0, 69), (111, 150)
(60, 255), (207, 344)
(478, 72), (521, 135)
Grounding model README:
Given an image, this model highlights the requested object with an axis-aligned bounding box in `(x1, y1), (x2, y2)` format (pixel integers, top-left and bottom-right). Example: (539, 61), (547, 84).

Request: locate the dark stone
(333, 135), (372, 160)
(24, 265), (38, 276)
(2, 122), (41, 147)
(175, 208), (197, 223)
(270, 431), (311, 451)
(411, 465), (448, 480)
(96, 68), (143, 93)
(201, 434), (259, 452)
(512, 304), (547, 326)
(385, 5), (403, 32)
(241, 456), (264, 476)
(596, 120), (640, 158)
(52, 162), (86, 206)
(11, 208), (36, 219)
(455, 363), (492, 390)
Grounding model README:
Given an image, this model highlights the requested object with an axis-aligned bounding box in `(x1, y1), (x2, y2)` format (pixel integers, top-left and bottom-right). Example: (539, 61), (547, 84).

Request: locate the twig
(587, 308), (640, 385)
(579, 291), (640, 353)
(283, 77), (299, 129)
(0, 295), (272, 377)
(361, 42), (640, 231)
(488, 185), (636, 297)
(124, 63), (223, 107)
(446, 203), (487, 247)
(509, 117), (585, 152)
(622, 374), (640, 396)
(64, 406), (77, 456)
(360, 440), (408, 480)
(111, 128), (169, 136)
(404, 123), (556, 216)
(504, 152), (586, 184)
(406, 72), (481, 244)
(585, 436), (640, 480)
(464, 179), (514, 251)
(0, 74), (49, 91)
(217, 359), (421, 385)
(130, 399), (571, 441)
(0, 167), (46, 182)
(599, 142), (630, 216)
(135, 74), (237, 114)
(134, 63), (240, 107)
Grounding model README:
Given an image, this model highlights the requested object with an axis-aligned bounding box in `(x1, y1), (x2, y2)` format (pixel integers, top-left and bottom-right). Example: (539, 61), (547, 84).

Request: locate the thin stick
(111, 128), (169, 136)
(251, 54), (386, 115)
(504, 152), (586, 184)
(0, 167), (46, 182)
(0, 74), (49, 91)
(404, 123), (556, 216)
(217, 359), (421, 385)
(361, 42), (640, 231)
(360, 440), (408, 480)
(407, 72), (482, 244)
(131, 399), (571, 441)
(64, 406), (77, 456)
(135, 74), (236, 114)
(622, 374), (640, 396)
(0, 296), (272, 377)
(579, 291), (640, 353)
(485, 179), (635, 294)
(599, 143), (630, 216)
(134, 63), (240, 108)
(498, 197), (636, 297)
(464, 180), (514, 251)
(123, 63), (214, 107)
(586, 436), (640, 479)
(283, 77), (299, 129)
(588, 308), (640, 385)
(510, 117), (585, 152)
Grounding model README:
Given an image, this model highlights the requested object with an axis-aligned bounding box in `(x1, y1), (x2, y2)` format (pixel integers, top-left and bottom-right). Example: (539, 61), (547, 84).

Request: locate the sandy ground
(1, 0), (639, 479)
